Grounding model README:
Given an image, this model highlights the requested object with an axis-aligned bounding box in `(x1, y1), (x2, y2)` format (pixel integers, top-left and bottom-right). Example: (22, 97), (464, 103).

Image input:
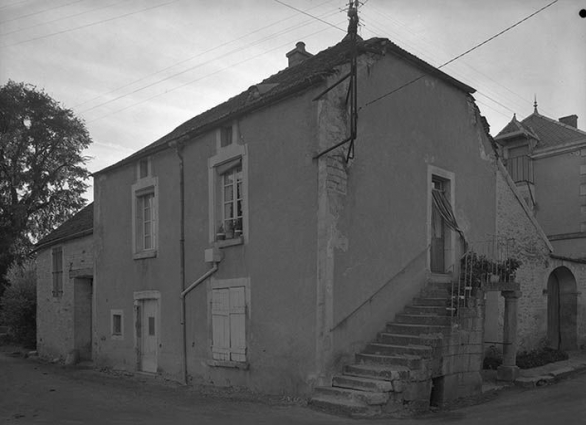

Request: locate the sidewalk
(482, 350), (586, 392)
(515, 350), (586, 387)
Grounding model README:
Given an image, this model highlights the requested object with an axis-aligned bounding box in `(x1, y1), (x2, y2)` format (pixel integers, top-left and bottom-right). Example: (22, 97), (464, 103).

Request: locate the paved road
(1, 352), (585, 424)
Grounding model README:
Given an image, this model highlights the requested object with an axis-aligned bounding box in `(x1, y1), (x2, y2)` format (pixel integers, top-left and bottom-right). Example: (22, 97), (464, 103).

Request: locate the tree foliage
(0, 260), (37, 348)
(0, 80), (92, 291)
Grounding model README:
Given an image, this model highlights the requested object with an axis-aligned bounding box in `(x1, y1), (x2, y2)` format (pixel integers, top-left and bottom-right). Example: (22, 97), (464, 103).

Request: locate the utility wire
(79, 6), (341, 115)
(74, 0), (336, 110)
(88, 21), (345, 124)
(0, 0), (85, 24)
(1, 0), (131, 37)
(273, 0), (346, 33)
(0, 0), (178, 48)
(364, 0), (559, 108)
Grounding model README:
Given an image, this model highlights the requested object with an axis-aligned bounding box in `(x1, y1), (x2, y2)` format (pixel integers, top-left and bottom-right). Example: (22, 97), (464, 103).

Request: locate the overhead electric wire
(273, 0), (346, 33)
(1, 0), (179, 48)
(74, 0), (337, 110)
(79, 5), (342, 115)
(0, 0), (86, 24)
(364, 0), (559, 108)
(1, 0), (131, 37)
(88, 21), (346, 124)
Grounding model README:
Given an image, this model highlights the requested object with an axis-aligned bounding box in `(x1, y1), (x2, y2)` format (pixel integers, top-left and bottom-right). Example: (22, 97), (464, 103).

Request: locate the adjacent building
(35, 203), (94, 361)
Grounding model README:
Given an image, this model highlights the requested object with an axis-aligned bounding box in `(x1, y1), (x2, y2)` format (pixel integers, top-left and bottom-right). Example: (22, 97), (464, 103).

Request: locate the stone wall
(36, 235), (93, 360)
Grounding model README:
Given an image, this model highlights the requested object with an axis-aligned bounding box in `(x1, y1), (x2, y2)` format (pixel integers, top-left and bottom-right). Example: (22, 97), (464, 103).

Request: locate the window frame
(111, 309), (124, 340)
(51, 246), (63, 297)
(132, 175), (158, 259)
(208, 140), (248, 246)
(208, 277), (250, 367)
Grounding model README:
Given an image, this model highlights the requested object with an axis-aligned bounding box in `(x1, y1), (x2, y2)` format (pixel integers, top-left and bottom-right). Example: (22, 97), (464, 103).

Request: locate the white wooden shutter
(211, 289), (230, 360)
(229, 287), (246, 362)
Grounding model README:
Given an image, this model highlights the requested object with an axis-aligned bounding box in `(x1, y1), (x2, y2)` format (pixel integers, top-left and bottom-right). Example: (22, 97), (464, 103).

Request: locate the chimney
(286, 42), (312, 68)
(559, 115), (578, 128)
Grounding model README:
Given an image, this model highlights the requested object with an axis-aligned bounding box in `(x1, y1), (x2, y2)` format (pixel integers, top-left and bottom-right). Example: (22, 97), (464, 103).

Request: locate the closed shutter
(211, 289), (230, 360)
(229, 287), (246, 362)
(211, 287), (246, 362)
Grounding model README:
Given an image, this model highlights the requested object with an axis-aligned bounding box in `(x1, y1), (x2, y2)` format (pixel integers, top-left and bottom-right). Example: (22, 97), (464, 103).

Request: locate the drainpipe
(169, 139), (188, 384)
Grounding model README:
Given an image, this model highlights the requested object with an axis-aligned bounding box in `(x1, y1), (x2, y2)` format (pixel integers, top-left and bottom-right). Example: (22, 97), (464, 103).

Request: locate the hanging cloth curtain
(432, 188), (468, 250)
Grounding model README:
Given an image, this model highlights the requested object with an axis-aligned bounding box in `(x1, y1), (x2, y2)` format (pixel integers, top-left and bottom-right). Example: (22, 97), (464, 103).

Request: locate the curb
(514, 362), (586, 388)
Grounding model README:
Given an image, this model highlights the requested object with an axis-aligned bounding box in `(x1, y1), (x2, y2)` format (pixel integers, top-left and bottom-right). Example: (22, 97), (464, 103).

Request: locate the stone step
(332, 375), (394, 393)
(420, 288), (452, 298)
(411, 297), (449, 307)
(314, 386), (389, 406)
(309, 394), (381, 418)
(425, 279), (455, 291)
(377, 332), (442, 347)
(395, 314), (452, 326)
(344, 363), (411, 382)
(363, 342), (433, 358)
(385, 322), (451, 336)
(403, 305), (452, 316)
(355, 353), (423, 369)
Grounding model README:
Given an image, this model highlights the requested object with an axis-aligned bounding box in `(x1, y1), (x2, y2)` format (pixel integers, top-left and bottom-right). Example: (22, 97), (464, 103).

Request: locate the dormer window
(138, 157), (151, 179)
(220, 126), (233, 148)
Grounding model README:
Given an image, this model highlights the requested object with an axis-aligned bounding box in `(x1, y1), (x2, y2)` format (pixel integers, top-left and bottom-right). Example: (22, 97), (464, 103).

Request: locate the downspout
(170, 139), (188, 385)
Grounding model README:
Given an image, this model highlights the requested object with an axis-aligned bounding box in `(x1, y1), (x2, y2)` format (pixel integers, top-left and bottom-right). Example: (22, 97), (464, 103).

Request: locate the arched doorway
(547, 266), (578, 350)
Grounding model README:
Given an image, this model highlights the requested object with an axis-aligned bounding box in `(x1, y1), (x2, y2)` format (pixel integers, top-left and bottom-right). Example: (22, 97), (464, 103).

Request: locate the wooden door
(430, 179), (446, 273)
(547, 273), (560, 349)
(139, 299), (158, 373)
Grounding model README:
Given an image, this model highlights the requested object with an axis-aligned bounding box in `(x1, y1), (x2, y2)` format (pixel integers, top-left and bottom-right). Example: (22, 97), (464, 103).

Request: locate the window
(209, 142), (247, 245)
(137, 192), (156, 251)
(220, 126), (233, 147)
(52, 247), (63, 297)
(132, 176), (158, 259)
(138, 158), (149, 179)
(221, 164), (243, 235)
(211, 287), (246, 362)
(111, 310), (124, 339)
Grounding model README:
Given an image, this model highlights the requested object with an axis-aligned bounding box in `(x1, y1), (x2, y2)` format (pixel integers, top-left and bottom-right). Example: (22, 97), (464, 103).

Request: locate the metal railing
(450, 237), (517, 318)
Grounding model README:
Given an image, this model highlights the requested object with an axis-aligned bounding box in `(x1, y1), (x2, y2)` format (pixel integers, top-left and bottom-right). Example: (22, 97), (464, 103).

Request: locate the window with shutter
(211, 287), (246, 362)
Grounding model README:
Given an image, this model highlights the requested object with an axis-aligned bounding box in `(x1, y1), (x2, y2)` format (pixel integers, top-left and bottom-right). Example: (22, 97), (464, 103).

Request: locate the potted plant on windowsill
(225, 220), (234, 239)
(216, 222), (225, 241)
(234, 218), (243, 238)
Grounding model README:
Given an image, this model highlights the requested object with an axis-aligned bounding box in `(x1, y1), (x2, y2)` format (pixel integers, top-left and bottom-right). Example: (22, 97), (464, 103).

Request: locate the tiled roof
(95, 37), (475, 175)
(495, 115), (539, 140)
(496, 112), (586, 149)
(35, 203), (93, 251)
(522, 113), (586, 149)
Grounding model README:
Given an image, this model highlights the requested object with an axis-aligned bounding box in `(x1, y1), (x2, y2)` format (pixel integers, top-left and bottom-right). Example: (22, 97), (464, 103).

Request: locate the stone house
(35, 203), (94, 361)
(89, 33), (554, 414)
(492, 109), (586, 351)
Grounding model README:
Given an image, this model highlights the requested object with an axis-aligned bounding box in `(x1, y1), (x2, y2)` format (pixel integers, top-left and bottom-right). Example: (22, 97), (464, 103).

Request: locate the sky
(1, 0), (585, 202)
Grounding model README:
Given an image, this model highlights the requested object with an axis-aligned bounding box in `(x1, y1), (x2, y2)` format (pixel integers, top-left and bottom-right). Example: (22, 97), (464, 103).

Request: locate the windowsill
(111, 334), (124, 341)
(206, 359), (249, 370)
(214, 236), (244, 248)
(134, 250), (157, 260)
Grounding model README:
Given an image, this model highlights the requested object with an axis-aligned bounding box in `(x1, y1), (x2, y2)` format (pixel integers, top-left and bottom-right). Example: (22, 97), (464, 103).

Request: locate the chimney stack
(559, 115), (578, 128)
(286, 42), (312, 67)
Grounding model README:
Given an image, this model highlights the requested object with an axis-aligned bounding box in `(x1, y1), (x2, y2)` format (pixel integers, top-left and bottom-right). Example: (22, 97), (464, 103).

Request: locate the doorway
(547, 267), (577, 351)
(136, 298), (159, 373)
(73, 277), (92, 360)
(431, 178), (448, 273)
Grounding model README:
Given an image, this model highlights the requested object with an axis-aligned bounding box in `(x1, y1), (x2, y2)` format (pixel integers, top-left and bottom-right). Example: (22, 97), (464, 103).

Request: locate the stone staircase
(310, 277), (455, 417)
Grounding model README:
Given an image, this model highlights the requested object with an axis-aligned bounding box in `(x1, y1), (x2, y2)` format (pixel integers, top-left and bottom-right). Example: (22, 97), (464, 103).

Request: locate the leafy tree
(0, 260), (36, 348)
(0, 80), (91, 294)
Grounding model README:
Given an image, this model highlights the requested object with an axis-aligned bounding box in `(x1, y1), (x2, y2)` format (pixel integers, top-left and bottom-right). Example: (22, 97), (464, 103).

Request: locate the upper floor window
(220, 126), (233, 147)
(209, 133), (247, 245)
(52, 247), (63, 297)
(505, 145), (533, 184)
(132, 176), (158, 259)
(137, 191), (156, 251)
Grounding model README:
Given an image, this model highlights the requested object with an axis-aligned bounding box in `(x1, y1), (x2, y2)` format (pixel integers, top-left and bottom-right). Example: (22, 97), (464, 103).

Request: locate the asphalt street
(1, 352), (585, 424)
